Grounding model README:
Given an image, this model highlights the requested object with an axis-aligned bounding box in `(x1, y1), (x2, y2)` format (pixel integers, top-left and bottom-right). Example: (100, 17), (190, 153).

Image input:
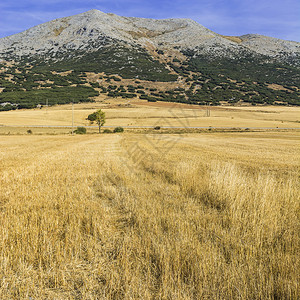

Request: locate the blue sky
(0, 0), (299, 41)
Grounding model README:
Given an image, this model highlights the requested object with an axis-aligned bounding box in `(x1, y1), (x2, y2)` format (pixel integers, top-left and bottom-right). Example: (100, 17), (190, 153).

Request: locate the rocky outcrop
(0, 9), (299, 66)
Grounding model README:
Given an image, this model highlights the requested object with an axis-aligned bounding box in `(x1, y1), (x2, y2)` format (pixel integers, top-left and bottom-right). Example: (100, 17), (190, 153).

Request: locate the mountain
(1, 10), (299, 62)
(0, 9), (299, 110)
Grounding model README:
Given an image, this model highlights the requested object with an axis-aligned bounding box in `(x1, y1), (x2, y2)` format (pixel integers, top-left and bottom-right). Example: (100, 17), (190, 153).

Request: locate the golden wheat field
(0, 128), (299, 299)
(0, 100), (300, 133)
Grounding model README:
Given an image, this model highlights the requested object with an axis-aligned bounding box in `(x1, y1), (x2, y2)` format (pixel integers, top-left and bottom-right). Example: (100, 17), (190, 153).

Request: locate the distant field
(0, 99), (300, 133)
(0, 131), (299, 298)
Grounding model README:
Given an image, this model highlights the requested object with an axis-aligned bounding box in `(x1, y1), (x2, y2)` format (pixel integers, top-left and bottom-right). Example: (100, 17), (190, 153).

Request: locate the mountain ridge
(1, 9), (299, 42)
(0, 9), (299, 110)
(0, 9), (299, 62)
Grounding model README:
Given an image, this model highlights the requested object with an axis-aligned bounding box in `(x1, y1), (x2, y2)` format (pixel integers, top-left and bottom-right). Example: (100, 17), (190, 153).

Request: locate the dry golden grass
(0, 131), (299, 299)
(220, 35), (243, 43)
(0, 100), (299, 130)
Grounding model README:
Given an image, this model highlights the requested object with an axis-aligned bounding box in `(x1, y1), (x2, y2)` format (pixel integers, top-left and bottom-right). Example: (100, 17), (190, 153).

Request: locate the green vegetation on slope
(0, 86), (98, 109)
(28, 43), (177, 82)
(1, 42), (300, 110)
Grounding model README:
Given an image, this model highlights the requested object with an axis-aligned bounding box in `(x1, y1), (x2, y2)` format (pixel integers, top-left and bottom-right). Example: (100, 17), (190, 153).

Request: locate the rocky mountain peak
(0, 9), (299, 65)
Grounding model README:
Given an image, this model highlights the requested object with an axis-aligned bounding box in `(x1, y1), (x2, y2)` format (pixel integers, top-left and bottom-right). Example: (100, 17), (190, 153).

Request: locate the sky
(0, 0), (299, 42)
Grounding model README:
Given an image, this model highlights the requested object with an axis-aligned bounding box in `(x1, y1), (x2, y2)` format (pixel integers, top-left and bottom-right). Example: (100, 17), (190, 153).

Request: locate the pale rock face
(239, 34), (300, 57)
(0, 9), (299, 64)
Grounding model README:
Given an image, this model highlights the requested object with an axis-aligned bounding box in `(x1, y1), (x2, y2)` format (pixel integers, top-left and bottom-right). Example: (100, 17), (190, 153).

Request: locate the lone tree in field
(87, 109), (106, 133)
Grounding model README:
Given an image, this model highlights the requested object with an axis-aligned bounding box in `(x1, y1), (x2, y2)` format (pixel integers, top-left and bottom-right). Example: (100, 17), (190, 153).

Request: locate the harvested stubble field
(0, 100), (300, 131)
(0, 130), (299, 299)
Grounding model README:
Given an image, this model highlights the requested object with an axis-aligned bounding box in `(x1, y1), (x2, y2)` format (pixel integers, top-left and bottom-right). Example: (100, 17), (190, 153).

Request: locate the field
(0, 99), (300, 134)
(0, 103), (299, 299)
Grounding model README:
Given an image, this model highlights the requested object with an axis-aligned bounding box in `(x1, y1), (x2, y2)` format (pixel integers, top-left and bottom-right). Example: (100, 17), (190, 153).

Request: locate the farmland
(0, 98), (300, 134)
(0, 102), (299, 298)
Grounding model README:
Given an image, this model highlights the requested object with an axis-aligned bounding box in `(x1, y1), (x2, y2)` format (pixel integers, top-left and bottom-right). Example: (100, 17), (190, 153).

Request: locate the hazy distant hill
(0, 9), (299, 110)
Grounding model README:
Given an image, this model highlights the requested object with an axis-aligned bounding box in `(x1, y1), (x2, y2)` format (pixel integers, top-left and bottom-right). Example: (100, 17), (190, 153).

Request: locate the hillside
(0, 9), (300, 111)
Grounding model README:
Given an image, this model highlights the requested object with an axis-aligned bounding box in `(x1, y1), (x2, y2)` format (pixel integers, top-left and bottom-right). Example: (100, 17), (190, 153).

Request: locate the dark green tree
(87, 109), (106, 133)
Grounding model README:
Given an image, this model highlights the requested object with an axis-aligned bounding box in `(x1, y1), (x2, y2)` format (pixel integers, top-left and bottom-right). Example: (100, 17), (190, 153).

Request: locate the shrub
(113, 127), (124, 133)
(27, 129), (32, 134)
(103, 129), (112, 133)
(147, 98), (157, 102)
(154, 126), (161, 130)
(74, 127), (87, 134)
